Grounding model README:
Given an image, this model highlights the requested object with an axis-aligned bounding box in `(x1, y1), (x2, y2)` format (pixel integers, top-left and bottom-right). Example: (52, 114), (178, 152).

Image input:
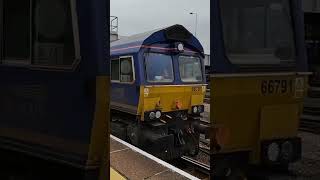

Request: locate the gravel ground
(290, 132), (320, 178)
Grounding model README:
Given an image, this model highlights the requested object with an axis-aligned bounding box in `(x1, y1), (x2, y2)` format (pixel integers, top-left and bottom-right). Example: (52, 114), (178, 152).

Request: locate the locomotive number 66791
(261, 79), (294, 96)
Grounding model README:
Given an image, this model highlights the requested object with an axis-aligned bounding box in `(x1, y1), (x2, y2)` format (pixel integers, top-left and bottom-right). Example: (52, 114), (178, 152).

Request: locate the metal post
(195, 13), (198, 37)
(190, 12), (198, 37)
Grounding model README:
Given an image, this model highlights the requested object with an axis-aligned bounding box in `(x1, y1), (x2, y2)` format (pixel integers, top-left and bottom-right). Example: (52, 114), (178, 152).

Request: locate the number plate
(261, 80), (294, 96)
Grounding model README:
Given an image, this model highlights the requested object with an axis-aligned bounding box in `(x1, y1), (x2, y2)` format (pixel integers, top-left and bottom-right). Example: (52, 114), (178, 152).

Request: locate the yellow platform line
(110, 167), (126, 180)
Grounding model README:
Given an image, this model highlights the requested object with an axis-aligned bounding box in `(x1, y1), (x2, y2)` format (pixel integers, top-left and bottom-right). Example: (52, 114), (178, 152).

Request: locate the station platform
(110, 135), (200, 180)
(111, 167), (126, 180)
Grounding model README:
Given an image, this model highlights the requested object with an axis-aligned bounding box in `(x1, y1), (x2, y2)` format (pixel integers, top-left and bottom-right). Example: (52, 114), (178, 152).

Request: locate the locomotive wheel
(185, 133), (199, 157)
(127, 123), (140, 146)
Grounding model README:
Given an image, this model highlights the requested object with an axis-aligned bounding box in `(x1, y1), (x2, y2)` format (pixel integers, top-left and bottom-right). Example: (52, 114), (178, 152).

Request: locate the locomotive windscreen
(164, 25), (192, 42)
(220, 0), (296, 69)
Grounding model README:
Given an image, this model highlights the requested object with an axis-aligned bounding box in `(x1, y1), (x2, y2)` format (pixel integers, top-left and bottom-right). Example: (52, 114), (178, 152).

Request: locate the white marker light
(177, 43), (184, 52)
(156, 111), (162, 119)
(193, 106), (198, 114)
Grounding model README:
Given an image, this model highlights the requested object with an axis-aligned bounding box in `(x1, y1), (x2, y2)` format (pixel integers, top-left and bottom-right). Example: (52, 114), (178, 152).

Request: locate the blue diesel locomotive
(110, 25), (207, 160)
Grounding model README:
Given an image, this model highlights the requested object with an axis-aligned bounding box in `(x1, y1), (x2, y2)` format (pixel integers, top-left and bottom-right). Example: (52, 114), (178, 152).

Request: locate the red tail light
(176, 100), (182, 109)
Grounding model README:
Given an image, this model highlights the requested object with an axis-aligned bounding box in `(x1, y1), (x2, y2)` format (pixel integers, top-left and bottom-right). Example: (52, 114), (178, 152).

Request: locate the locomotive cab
(110, 25), (206, 160)
(142, 51), (206, 118)
(211, 0), (310, 177)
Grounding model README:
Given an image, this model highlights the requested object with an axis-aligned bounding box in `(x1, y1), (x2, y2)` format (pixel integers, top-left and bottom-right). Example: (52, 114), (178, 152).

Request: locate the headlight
(155, 111), (161, 119)
(193, 106), (198, 114)
(262, 138), (301, 164)
(192, 105), (204, 114)
(267, 143), (280, 162)
(149, 112), (156, 120)
(281, 141), (293, 161)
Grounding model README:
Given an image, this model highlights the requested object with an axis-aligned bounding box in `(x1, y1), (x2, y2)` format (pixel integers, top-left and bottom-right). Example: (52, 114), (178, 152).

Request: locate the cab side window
(111, 57), (134, 83)
(120, 57), (134, 83)
(33, 0), (76, 66)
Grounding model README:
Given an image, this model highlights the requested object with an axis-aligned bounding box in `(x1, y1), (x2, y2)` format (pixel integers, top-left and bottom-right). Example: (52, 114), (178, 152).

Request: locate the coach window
(111, 59), (120, 81)
(32, 0), (78, 66)
(3, 0), (30, 64)
(120, 57), (134, 83)
(1, 0), (79, 68)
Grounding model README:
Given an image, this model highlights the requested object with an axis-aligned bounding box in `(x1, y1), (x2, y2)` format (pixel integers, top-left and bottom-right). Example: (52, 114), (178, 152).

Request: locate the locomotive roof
(110, 24), (204, 56)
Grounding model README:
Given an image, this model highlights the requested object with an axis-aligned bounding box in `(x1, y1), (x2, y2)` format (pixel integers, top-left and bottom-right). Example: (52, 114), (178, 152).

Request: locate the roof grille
(164, 25), (192, 42)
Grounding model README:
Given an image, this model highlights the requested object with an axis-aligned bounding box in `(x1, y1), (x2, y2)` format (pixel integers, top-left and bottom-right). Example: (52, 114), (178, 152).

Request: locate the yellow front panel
(144, 97), (161, 111)
(210, 74), (308, 163)
(260, 104), (300, 140)
(138, 85), (206, 117)
(191, 95), (204, 105)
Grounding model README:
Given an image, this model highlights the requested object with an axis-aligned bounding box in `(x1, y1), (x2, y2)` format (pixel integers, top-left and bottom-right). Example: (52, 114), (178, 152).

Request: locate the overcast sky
(111, 0), (210, 54)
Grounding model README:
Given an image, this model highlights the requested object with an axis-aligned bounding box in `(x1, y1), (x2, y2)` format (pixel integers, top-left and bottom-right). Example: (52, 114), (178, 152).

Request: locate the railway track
(205, 89), (210, 104)
(200, 137), (210, 144)
(181, 156), (210, 176)
(300, 115), (320, 134)
(200, 119), (210, 126)
(204, 98), (210, 104)
(199, 118), (210, 154)
(199, 118), (210, 155)
(199, 147), (210, 155)
(299, 87), (320, 134)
